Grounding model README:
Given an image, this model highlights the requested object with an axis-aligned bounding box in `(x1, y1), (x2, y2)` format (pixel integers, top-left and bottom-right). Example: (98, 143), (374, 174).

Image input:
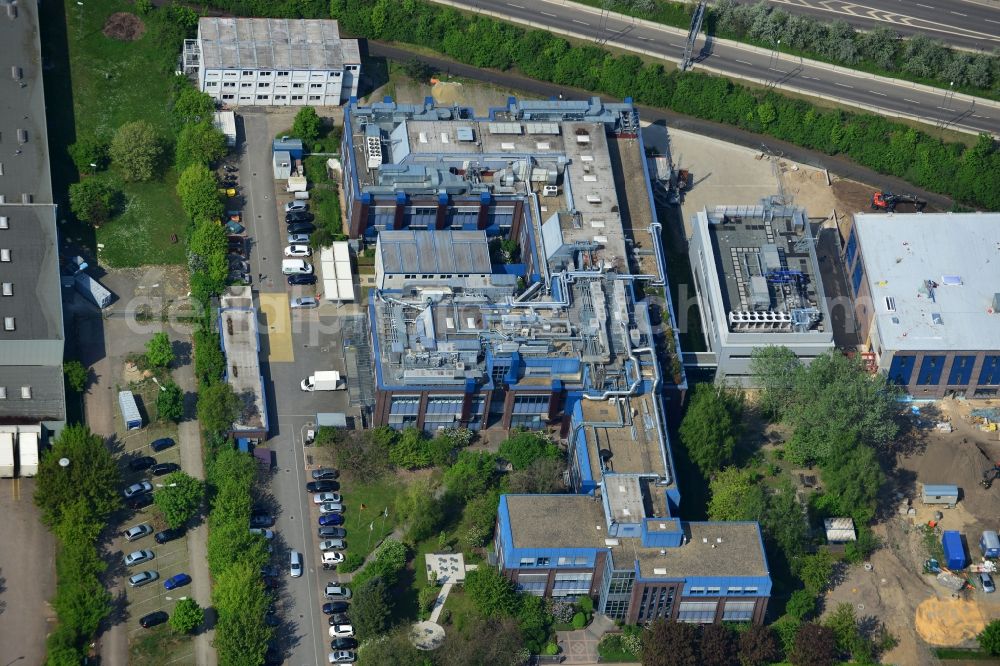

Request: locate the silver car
(249, 528), (275, 540)
(290, 297), (319, 309)
(319, 502), (344, 515)
(124, 523), (153, 542)
(123, 481), (153, 499)
(124, 549), (155, 567)
(319, 539), (346, 551)
(285, 201), (308, 213)
(128, 570), (159, 588)
(287, 233), (310, 245)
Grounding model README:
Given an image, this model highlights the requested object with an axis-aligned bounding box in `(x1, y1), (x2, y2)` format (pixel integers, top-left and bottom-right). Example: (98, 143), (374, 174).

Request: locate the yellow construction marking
(257, 293), (295, 363)
(915, 596), (988, 645)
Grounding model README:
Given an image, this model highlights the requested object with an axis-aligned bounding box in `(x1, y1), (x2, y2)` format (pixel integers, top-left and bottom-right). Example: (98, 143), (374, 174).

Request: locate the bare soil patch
(103, 12), (145, 41)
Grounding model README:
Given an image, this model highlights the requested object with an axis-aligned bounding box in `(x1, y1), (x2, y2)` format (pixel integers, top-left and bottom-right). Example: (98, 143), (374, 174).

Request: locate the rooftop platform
(377, 230), (491, 275)
(219, 287), (266, 434)
(197, 18), (359, 70)
(581, 392), (667, 480)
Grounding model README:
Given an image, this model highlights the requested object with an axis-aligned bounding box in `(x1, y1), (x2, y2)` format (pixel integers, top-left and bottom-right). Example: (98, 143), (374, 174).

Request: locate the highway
(430, 0), (1000, 136)
(746, 0), (1000, 53)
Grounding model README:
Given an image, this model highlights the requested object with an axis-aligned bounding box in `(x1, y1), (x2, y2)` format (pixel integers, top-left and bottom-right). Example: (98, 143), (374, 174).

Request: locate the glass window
(917, 355), (945, 386)
(519, 557), (534, 567)
(980, 356), (1000, 386)
(536, 557), (550, 566)
(845, 227), (858, 265)
(677, 601), (717, 623)
(722, 600), (756, 622)
(706, 587), (720, 595)
(851, 260), (864, 294)
(948, 355), (976, 385)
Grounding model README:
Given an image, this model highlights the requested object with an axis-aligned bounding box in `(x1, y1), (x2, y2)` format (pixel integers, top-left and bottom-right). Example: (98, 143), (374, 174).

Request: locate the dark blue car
(164, 573), (191, 590)
(318, 513), (344, 526)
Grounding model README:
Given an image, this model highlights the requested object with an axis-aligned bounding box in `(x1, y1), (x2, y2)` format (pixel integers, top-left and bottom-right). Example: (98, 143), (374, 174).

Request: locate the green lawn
(933, 648), (998, 660)
(53, 0), (189, 266)
(340, 478), (403, 565)
(128, 624), (194, 666)
(438, 585), (483, 635)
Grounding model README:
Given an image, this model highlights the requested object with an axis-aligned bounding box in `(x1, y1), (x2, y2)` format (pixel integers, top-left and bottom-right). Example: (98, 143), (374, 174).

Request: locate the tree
(824, 602), (870, 662)
(750, 346), (802, 420)
(212, 561), (272, 665)
(738, 624), (781, 666)
(356, 626), (426, 665)
(291, 106), (323, 144)
(790, 623), (837, 666)
(707, 466), (766, 522)
(820, 437), (884, 523)
(643, 620), (700, 666)
(761, 481), (809, 565)
(785, 589), (817, 620)
(396, 478), (444, 542)
(353, 539), (408, 588)
(63, 360), (88, 393)
(507, 455), (566, 494)
(437, 616), (525, 666)
(401, 57), (436, 81)
(332, 428), (392, 480)
(497, 430), (560, 470)
(69, 178), (119, 225)
(979, 620), (1000, 656)
(352, 576), (393, 640)
(700, 623), (736, 666)
(443, 450), (497, 501)
(188, 217), (229, 300)
(464, 566), (520, 618)
(194, 326), (225, 384)
(154, 472), (205, 528)
(146, 332), (175, 368)
(170, 598), (205, 634)
(389, 427), (433, 469)
(679, 383), (743, 476)
(517, 594), (553, 654)
(157, 381), (185, 422)
(172, 85), (216, 125)
(68, 135), (109, 174)
(798, 551), (834, 597)
(176, 121), (228, 169)
(110, 120), (163, 181)
(35, 425), (120, 528)
(197, 381), (240, 436)
(177, 163), (224, 221)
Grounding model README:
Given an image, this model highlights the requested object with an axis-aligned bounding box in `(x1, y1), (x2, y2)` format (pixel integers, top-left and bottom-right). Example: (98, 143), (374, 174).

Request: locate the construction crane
(982, 463), (1000, 489)
(871, 191), (927, 213)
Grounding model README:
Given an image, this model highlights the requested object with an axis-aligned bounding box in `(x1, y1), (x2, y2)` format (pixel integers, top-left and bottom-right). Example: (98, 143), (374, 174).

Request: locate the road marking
(915, 3), (934, 7)
(606, 26), (625, 32)
(937, 106), (953, 110)
(802, 75), (818, 80)
(572, 19), (590, 25)
(540, 11), (556, 17)
(835, 82), (854, 88)
(903, 98), (920, 104)
(507, 2), (524, 7)
(638, 36), (653, 41)
(986, 18), (1000, 24)
(949, 10), (967, 15)
(869, 90), (887, 96)
(735, 59), (753, 65)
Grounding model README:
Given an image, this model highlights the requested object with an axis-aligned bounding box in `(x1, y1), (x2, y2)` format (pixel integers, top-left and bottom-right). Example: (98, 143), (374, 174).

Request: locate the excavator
(981, 463), (1000, 489)
(871, 190), (927, 213)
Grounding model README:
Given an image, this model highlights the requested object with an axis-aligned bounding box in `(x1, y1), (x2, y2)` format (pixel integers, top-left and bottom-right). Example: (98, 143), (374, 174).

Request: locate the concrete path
(338, 526), (404, 583)
(428, 582), (453, 624)
(173, 344), (217, 666)
(556, 613), (618, 665)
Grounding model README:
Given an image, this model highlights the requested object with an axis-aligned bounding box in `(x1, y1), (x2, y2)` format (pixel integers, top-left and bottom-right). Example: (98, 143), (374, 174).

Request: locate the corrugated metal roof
(378, 230), (491, 275)
(198, 18), (359, 70)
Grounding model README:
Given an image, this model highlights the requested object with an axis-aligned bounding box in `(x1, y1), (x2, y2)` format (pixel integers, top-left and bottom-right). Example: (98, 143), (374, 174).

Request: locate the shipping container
(980, 530), (1000, 558)
(74, 272), (114, 309)
(18, 430), (39, 477)
(0, 432), (15, 478)
(942, 530), (968, 570)
(119, 391), (143, 430)
(921, 483), (958, 507)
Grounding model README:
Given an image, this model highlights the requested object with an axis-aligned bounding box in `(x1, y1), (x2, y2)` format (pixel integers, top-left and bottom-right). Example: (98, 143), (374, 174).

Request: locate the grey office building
(0, 0), (66, 434)
(688, 202), (834, 386)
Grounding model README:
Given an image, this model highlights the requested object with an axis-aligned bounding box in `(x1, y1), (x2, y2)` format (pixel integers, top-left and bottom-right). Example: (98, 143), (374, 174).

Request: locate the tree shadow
(0, 569), (6, 616)
(171, 339), (193, 369)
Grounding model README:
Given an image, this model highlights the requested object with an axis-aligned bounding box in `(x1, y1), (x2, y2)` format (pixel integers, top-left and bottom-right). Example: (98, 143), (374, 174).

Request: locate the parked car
(318, 502), (344, 515)
(285, 211), (314, 223)
(281, 259), (313, 275)
(319, 538), (346, 551)
(329, 624), (354, 638)
(124, 523), (153, 542)
(323, 600), (349, 613)
(139, 611), (169, 629)
(290, 296), (319, 309)
(331, 638), (358, 650)
(123, 481), (153, 499)
(164, 573), (192, 590)
(284, 244), (312, 258)
(286, 221), (317, 234)
(290, 550), (303, 578)
(312, 468), (339, 481)
(328, 612), (350, 625)
(250, 528), (275, 540)
(318, 527), (347, 539)
(322, 551), (345, 566)
(328, 651), (356, 664)
(127, 570), (159, 588)
(151, 438), (175, 452)
(285, 201), (309, 213)
(155, 527), (184, 544)
(982, 573), (996, 593)
(306, 480), (338, 493)
(287, 273), (318, 286)
(319, 513), (345, 526)
(124, 550), (155, 567)
(313, 492), (342, 504)
(151, 462), (179, 477)
(287, 232), (311, 245)
(250, 512), (275, 528)
(324, 584), (352, 600)
(129, 456), (156, 471)
(127, 494), (154, 510)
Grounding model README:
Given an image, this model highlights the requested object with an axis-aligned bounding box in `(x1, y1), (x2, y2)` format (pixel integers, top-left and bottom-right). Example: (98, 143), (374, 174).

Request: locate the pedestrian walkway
(556, 613), (618, 665)
(338, 527), (403, 583)
(429, 582), (453, 623)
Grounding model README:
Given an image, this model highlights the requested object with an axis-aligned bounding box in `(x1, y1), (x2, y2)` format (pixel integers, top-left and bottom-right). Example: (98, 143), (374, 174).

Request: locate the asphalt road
(740, 0), (1000, 52)
(369, 41), (957, 210)
(432, 0), (1000, 136)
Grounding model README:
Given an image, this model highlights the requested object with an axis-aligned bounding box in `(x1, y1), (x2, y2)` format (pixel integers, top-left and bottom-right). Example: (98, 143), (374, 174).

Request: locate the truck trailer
(980, 530), (1000, 559)
(74, 271), (114, 309)
(943, 530), (968, 570)
(18, 430), (39, 477)
(300, 371), (345, 392)
(0, 432), (15, 478)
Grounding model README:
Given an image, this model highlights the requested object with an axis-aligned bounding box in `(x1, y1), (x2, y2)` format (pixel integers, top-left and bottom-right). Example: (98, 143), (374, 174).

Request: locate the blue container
(942, 530), (967, 570)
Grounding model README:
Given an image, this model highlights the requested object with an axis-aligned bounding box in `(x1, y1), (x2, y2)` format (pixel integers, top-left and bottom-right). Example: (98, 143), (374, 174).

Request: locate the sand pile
(914, 596), (987, 645)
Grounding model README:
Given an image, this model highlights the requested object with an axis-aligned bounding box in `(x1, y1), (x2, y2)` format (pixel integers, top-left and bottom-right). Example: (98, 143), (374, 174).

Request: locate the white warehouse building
(184, 18), (361, 107)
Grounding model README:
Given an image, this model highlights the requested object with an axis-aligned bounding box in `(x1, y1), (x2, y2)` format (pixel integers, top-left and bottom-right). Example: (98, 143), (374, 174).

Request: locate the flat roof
(0, 205), (62, 342)
(219, 287), (266, 433)
(581, 393), (668, 481)
(506, 494), (609, 550)
(853, 212), (1000, 352)
(378, 230), (491, 275)
(0, 365), (65, 424)
(0, 0), (53, 204)
(198, 18), (359, 71)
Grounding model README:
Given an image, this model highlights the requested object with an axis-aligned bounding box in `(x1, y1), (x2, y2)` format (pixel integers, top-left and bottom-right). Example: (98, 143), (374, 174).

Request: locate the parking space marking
(257, 293), (295, 362)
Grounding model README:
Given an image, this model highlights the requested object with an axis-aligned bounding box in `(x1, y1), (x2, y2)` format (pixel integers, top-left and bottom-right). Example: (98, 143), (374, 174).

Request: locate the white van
(290, 550), (303, 577)
(282, 259), (313, 275)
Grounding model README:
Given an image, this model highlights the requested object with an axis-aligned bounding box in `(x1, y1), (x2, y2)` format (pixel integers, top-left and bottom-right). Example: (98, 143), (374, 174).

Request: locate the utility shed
(213, 111), (237, 147)
(824, 517), (857, 543)
(273, 151), (291, 180)
(922, 484), (959, 507)
(118, 391), (142, 430)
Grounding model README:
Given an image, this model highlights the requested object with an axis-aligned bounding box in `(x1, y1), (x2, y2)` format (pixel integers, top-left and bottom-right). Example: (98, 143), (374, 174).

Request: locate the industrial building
(0, 0), (65, 436)
(687, 202), (834, 386)
(183, 18), (360, 107)
(341, 96), (770, 623)
(843, 213), (1000, 398)
(218, 287), (268, 440)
